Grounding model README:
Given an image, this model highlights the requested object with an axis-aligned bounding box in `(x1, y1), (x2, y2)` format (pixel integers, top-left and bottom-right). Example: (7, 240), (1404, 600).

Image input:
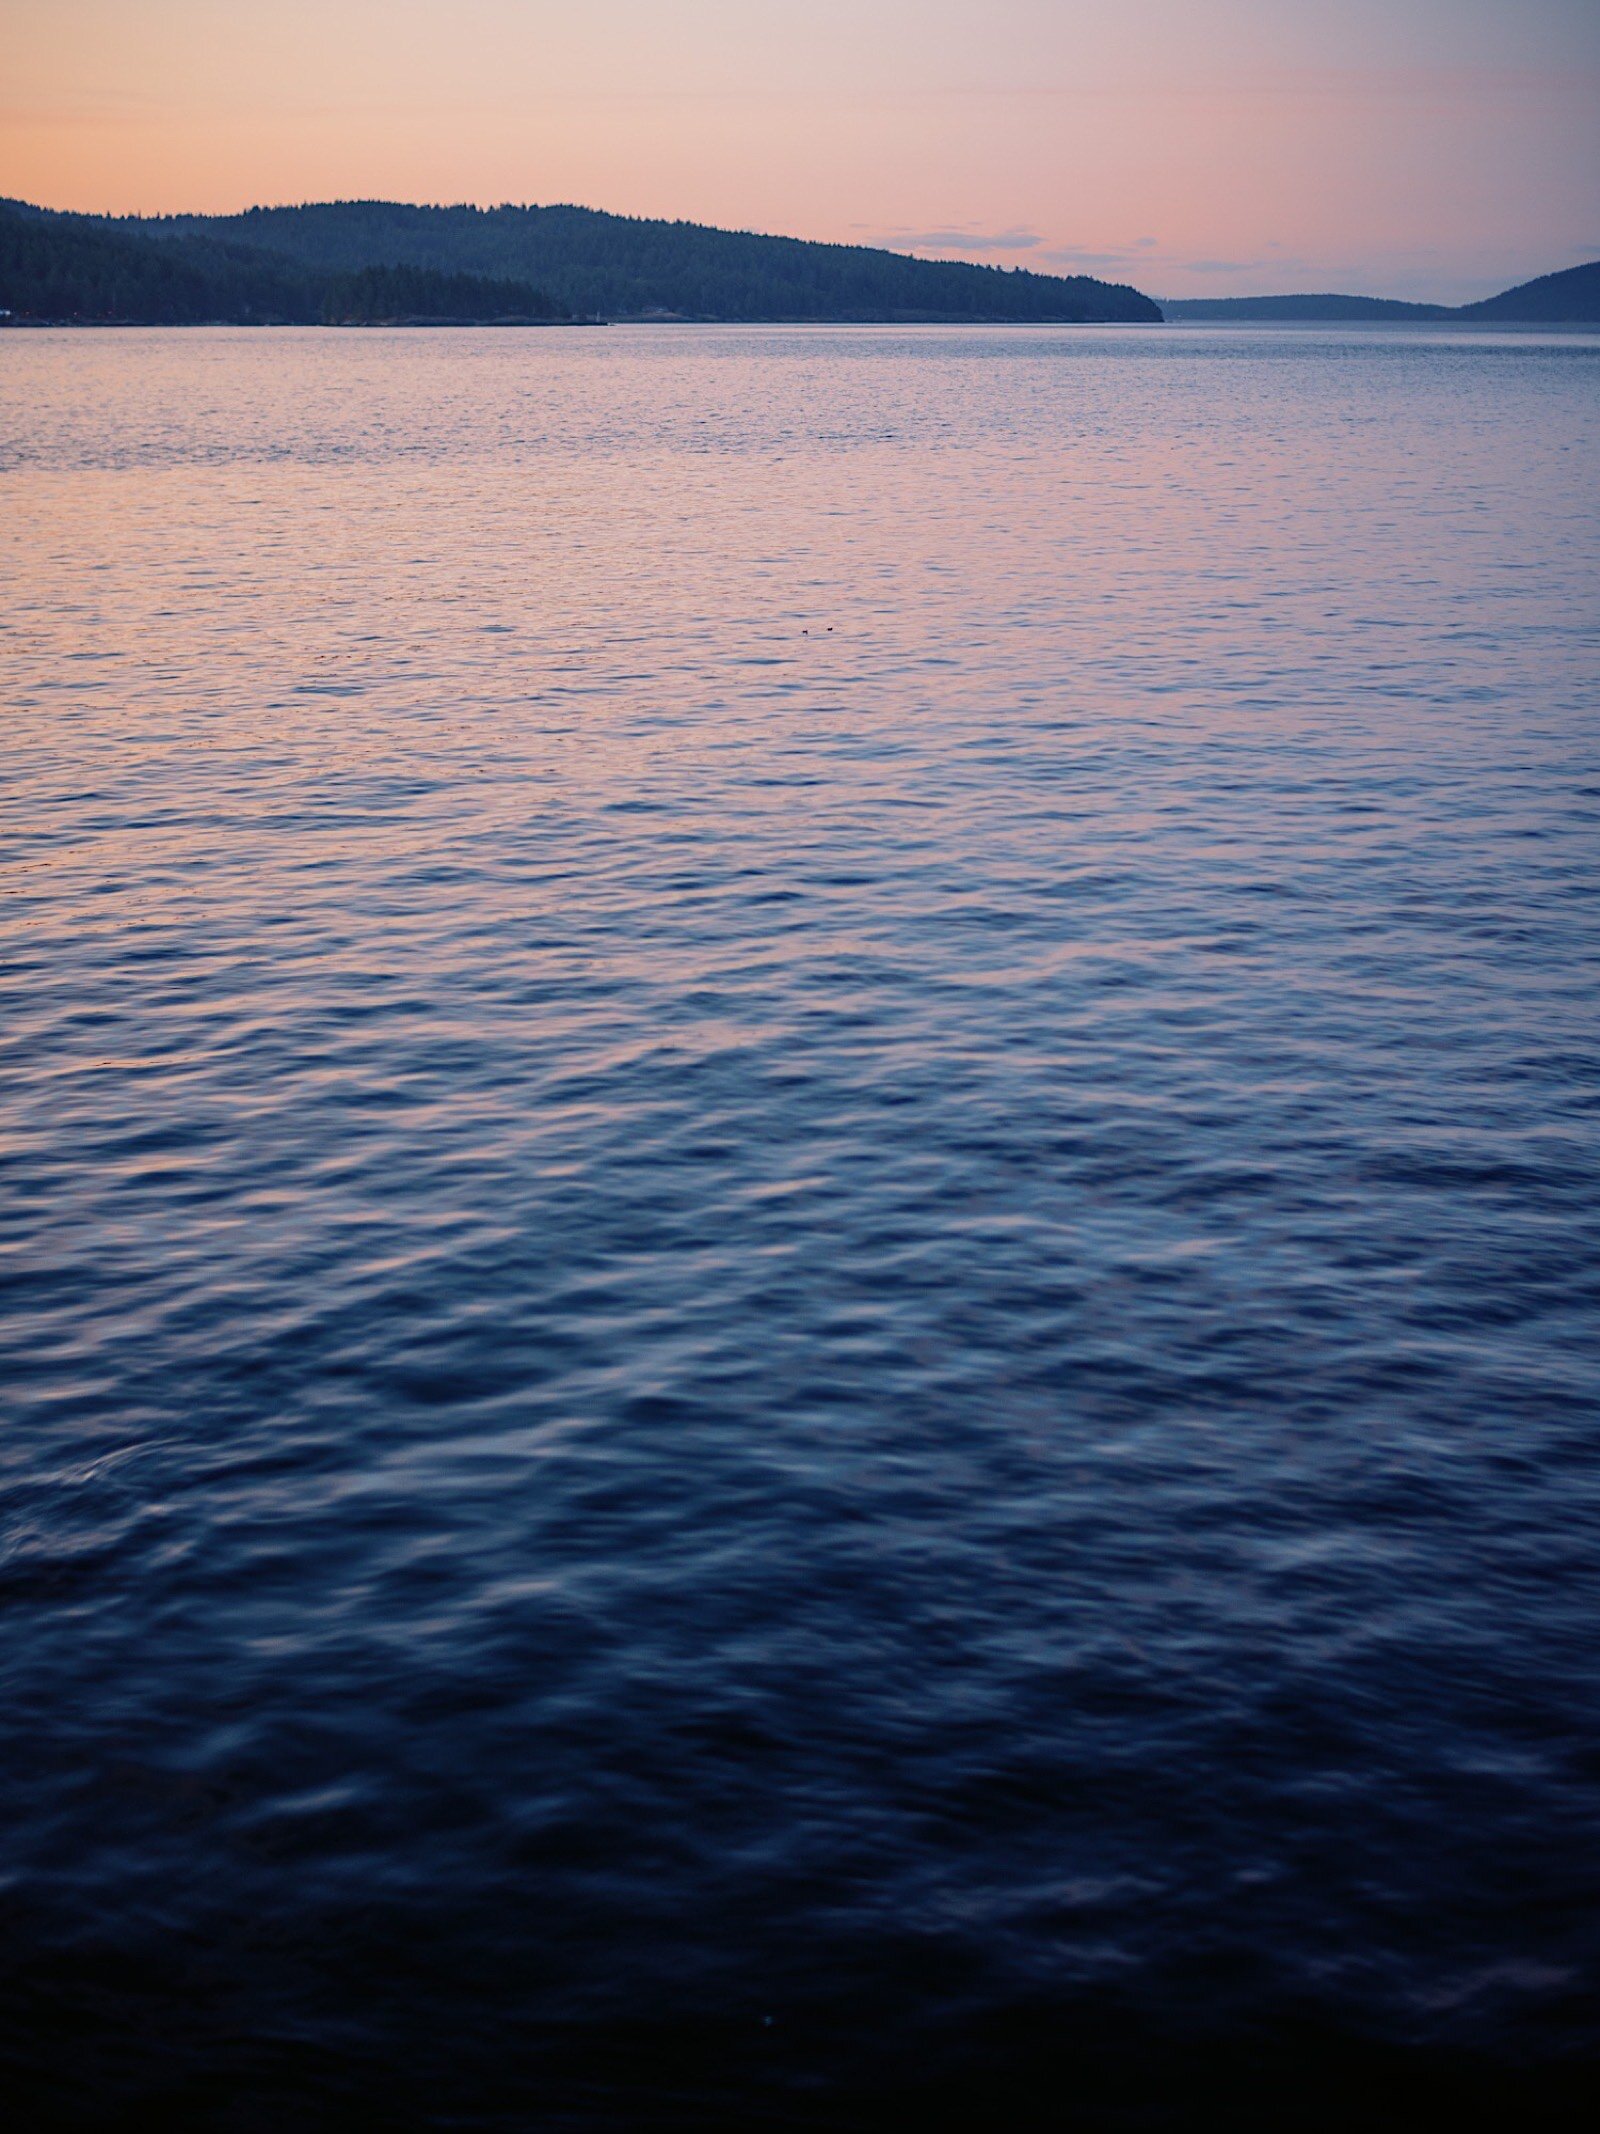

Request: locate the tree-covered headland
(0, 197), (1161, 324)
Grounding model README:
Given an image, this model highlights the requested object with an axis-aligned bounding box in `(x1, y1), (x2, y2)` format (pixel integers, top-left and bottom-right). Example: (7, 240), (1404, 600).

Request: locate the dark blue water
(3, 324), (1598, 2128)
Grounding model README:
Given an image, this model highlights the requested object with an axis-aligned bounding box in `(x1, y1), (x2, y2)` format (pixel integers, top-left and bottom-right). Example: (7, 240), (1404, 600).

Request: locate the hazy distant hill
(1163, 261), (1599, 324)
(0, 197), (1160, 325)
(1457, 260), (1600, 323)
(1161, 293), (1447, 322)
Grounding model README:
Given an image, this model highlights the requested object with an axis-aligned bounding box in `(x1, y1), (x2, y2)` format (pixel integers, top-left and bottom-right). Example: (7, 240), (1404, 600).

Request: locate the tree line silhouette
(1, 197), (1160, 324)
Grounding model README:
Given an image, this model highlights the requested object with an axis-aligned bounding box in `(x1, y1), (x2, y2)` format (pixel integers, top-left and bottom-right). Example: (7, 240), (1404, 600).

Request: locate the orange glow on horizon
(3, 0), (1596, 303)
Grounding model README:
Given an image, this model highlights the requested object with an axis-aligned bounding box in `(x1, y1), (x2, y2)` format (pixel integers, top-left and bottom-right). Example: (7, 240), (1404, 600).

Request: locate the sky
(3, 0), (1597, 301)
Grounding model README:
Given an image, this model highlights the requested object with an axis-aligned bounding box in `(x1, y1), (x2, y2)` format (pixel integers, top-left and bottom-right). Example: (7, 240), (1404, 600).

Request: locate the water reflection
(1, 324), (1598, 2129)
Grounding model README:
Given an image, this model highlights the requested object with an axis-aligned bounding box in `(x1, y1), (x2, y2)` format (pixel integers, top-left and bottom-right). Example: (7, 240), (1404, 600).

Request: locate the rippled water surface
(3, 324), (1598, 2128)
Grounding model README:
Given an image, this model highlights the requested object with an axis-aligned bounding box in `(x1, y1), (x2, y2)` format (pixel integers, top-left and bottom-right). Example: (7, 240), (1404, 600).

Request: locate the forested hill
(1, 197), (1159, 325)
(1, 200), (322, 323)
(0, 203), (581, 325)
(321, 265), (570, 325)
(143, 200), (1161, 322)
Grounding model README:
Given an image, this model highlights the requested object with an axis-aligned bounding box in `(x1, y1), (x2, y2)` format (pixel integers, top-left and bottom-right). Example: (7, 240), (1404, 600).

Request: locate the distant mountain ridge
(1164, 260), (1600, 323)
(0, 197), (1159, 325)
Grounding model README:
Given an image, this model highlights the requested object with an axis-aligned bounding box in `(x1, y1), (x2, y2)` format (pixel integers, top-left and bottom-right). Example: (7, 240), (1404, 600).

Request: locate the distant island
(0, 198), (1159, 326)
(1163, 260), (1600, 324)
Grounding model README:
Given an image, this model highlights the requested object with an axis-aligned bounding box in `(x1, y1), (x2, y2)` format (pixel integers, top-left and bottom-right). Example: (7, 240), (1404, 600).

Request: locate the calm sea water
(2, 324), (1598, 2129)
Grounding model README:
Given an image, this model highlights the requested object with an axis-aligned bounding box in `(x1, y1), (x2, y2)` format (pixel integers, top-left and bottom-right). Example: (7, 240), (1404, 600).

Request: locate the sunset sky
(4, 0), (1597, 301)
